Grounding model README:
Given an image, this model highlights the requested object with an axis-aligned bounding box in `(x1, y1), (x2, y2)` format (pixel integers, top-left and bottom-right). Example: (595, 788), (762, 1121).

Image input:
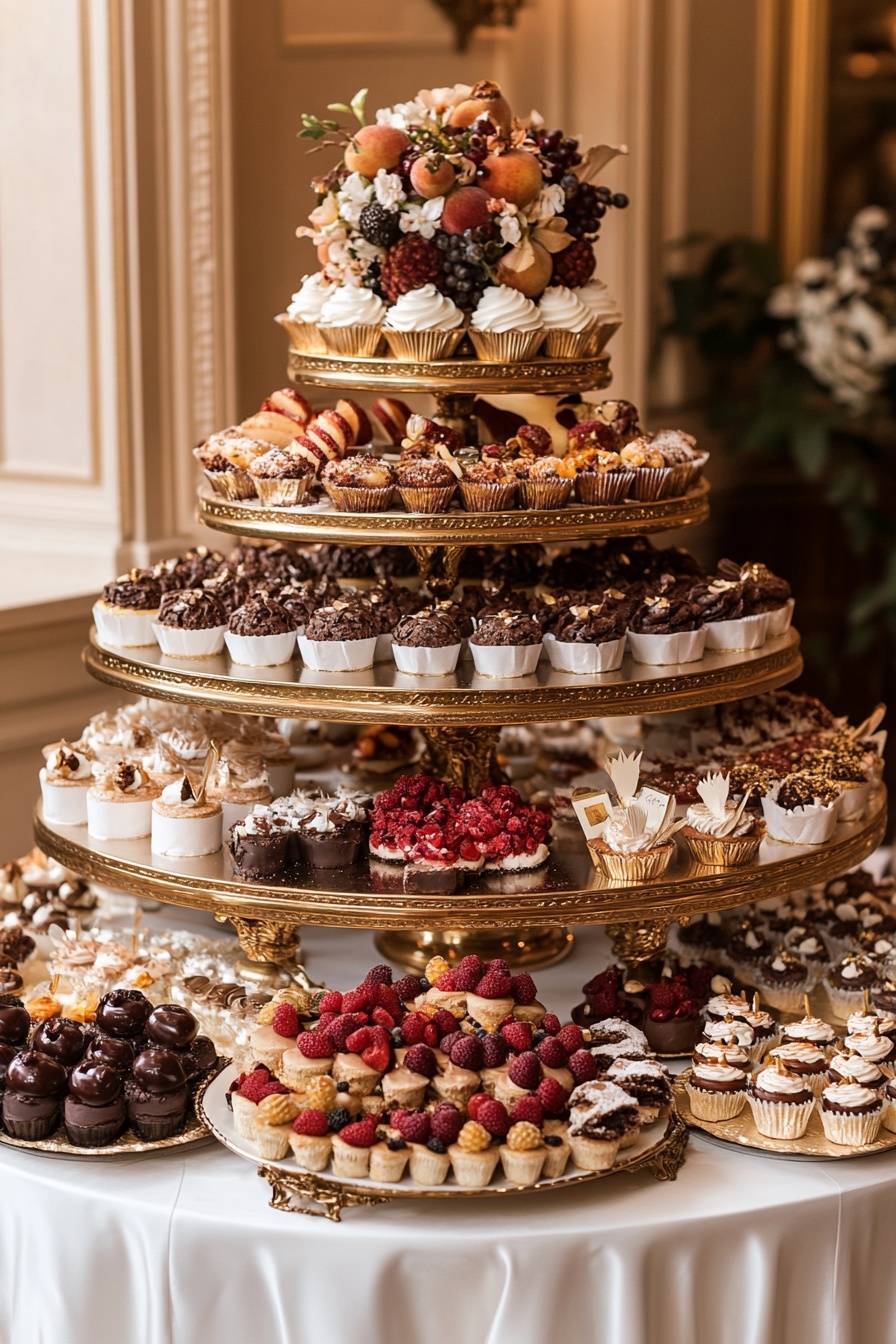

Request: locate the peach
(447, 80), (513, 137)
(336, 398), (372, 445)
(496, 239), (553, 297)
(480, 149), (543, 208)
(344, 125), (410, 179)
(410, 156), (456, 200)
(441, 186), (492, 235)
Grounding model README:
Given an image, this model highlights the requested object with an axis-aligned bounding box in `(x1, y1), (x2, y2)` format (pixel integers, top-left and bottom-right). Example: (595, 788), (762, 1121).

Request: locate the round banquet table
(3, 916), (896, 1344)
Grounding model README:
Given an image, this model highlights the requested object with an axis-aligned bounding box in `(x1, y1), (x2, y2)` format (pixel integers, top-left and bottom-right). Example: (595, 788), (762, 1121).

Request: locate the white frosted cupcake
(280, 271), (334, 353)
(766, 1041), (829, 1097)
(682, 772), (762, 867)
(40, 742), (95, 825)
(383, 284), (465, 360)
(684, 1060), (748, 1121)
(537, 285), (596, 357)
(150, 773), (222, 857)
(317, 285), (387, 357)
(747, 1058), (816, 1139)
(819, 1079), (884, 1146)
(86, 761), (162, 840)
(469, 285), (544, 362)
(577, 279), (623, 350)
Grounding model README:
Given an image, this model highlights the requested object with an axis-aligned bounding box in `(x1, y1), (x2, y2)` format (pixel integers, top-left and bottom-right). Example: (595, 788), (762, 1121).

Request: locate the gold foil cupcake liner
(630, 466), (674, 501)
(516, 479), (574, 510)
(204, 468), (257, 501)
(543, 328), (597, 359)
(397, 484), (457, 514)
(468, 327), (545, 363)
(583, 318), (622, 355)
(683, 826), (764, 868)
(323, 483), (395, 513)
(317, 323), (386, 358)
(575, 469), (636, 505)
(747, 1095), (815, 1140)
(383, 327), (466, 362)
(254, 476), (310, 507)
(665, 462), (692, 497)
(683, 1083), (747, 1122)
(819, 1106), (884, 1146)
(458, 481), (518, 513)
(588, 840), (675, 882)
(275, 313), (328, 355)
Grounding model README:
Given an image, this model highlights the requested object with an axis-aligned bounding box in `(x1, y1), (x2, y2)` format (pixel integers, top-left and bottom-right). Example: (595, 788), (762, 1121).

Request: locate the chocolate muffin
(228, 594), (296, 638)
(125, 1049), (190, 1140)
(2, 1049), (68, 1139)
(84, 1033), (137, 1074)
(554, 605), (626, 644)
(393, 610), (461, 648)
(63, 1060), (126, 1146)
(0, 1043), (16, 1092)
(157, 588), (227, 631)
(629, 594), (702, 634)
(229, 811), (290, 879)
(689, 578), (746, 623)
(305, 600), (379, 643)
(0, 995), (30, 1047)
(100, 570), (162, 612)
(471, 614), (543, 647)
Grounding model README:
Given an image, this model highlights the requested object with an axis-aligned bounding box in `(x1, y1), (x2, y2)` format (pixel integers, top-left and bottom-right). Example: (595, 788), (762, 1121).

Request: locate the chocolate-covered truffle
(95, 989), (152, 1039)
(132, 1048), (188, 1094)
(145, 1004), (199, 1051)
(68, 1060), (122, 1106)
(85, 1033), (136, 1073)
(0, 997), (30, 1046)
(31, 1018), (87, 1067)
(0, 1043), (16, 1089)
(6, 1049), (67, 1098)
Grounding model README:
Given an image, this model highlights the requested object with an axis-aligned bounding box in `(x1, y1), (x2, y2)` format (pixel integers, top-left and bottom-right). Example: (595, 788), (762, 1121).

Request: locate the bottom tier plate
(673, 1072), (896, 1161)
(201, 1065), (687, 1212)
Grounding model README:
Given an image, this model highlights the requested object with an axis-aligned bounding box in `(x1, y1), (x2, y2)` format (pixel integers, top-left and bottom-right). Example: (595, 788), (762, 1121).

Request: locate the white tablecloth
(3, 920), (896, 1344)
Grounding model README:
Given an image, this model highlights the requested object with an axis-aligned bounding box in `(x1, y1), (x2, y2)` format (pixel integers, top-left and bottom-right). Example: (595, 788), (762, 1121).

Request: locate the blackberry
(328, 1107), (353, 1132)
(336, 1080), (349, 1092)
(360, 258), (385, 299)
(544, 1134), (563, 1147)
(359, 203), (401, 249)
(426, 1137), (447, 1153)
(387, 1137), (407, 1151)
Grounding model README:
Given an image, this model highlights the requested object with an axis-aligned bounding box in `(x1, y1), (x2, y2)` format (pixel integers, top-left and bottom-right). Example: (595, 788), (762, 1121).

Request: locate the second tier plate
(84, 626), (802, 724)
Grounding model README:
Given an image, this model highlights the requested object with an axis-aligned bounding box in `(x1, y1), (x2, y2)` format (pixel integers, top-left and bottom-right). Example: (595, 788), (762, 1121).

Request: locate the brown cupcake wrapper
(629, 466), (674, 501)
(575, 469), (636, 505)
(317, 324), (386, 358)
(64, 1117), (127, 1147)
(204, 468), (257, 501)
(323, 483), (395, 513)
(686, 452), (710, 489)
(383, 327), (466, 362)
(129, 1113), (187, 1141)
(468, 328), (545, 363)
(543, 328), (597, 359)
(275, 313), (328, 356)
(254, 476), (310, 507)
(3, 1113), (60, 1141)
(516, 479), (574, 510)
(398, 484), (457, 514)
(458, 481), (518, 513)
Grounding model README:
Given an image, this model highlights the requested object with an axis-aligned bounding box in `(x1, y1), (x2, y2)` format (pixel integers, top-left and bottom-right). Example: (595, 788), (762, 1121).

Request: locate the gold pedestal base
(375, 926), (574, 974)
(218, 915), (323, 991)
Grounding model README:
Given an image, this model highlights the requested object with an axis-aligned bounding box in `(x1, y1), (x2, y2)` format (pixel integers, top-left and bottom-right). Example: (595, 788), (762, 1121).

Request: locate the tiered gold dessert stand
(35, 348), (885, 982)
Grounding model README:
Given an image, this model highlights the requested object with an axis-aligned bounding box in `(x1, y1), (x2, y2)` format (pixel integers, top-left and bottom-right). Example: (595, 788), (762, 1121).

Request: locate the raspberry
(400, 1013), (428, 1046)
(238, 1069), (278, 1104)
(259, 1079), (289, 1099)
(568, 1049), (598, 1083)
(649, 981), (681, 1011)
(450, 1035), (484, 1071)
(271, 1002), (299, 1039)
(327, 1107), (353, 1132)
(394, 1110), (431, 1144)
(363, 963), (394, 987)
(486, 958), (510, 976)
(675, 1000), (699, 1020)
(372, 1007), (396, 1031)
(345, 1027), (374, 1055)
(404, 1044), (438, 1079)
(327, 1013), (367, 1051)
(508, 1051), (542, 1091)
(339, 1117), (378, 1148)
(541, 1013), (561, 1035)
(475, 972), (512, 999)
(468, 1092), (492, 1121)
(536, 1077), (569, 1115)
(422, 1022), (440, 1047)
(501, 1021), (533, 1053)
(292, 1109), (329, 1137)
(477, 1098), (510, 1139)
(453, 955), (483, 992)
(317, 1013), (338, 1033)
(551, 238), (596, 288)
(509, 1096), (544, 1126)
(434, 971), (457, 991)
(393, 975), (423, 1003)
(439, 1031), (465, 1057)
(510, 973), (537, 1005)
(536, 1037), (568, 1069)
(362, 1032), (392, 1073)
(482, 1034), (509, 1068)
(430, 1106), (463, 1145)
(380, 236), (446, 304)
(296, 1030), (334, 1059)
(318, 991), (343, 1015)
(649, 1007), (673, 1022)
(373, 984), (403, 1018)
(556, 1024), (585, 1054)
(341, 987), (372, 1015)
(431, 1009), (459, 1037)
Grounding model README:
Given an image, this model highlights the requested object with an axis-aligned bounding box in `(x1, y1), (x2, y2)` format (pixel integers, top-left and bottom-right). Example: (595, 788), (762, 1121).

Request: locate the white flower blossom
(373, 170), (406, 210)
(527, 183), (566, 225)
(349, 237), (386, 265)
(399, 197), (445, 239)
(497, 205), (523, 247)
(336, 173), (374, 226)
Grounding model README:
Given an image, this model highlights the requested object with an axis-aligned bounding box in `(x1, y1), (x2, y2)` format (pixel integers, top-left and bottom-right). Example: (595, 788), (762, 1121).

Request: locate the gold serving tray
(200, 1064), (687, 1220)
(286, 347), (612, 396)
(196, 480), (711, 546)
(34, 788), (885, 932)
(674, 1071), (896, 1162)
(82, 625), (802, 726)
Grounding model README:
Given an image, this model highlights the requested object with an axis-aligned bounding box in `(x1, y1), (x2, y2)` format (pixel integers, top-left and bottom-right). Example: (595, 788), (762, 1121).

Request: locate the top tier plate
(286, 348), (612, 395)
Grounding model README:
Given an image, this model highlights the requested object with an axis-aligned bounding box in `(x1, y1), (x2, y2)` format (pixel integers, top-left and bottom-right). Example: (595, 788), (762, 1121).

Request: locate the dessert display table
(3, 916), (893, 1344)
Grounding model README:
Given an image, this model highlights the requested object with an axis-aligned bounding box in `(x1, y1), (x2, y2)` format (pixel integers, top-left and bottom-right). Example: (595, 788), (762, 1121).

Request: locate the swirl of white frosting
(600, 812), (657, 854)
(702, 1017), (755, 1047)
(692, 1062), (747, 1087)
(685, 802), (754, 837)
(43, 745), (94, 782)
(706, 993), (752, 1019)
(578, 280), (622, 322)
(287, 272), (335, 323)
(843, 1031), (894, 1062)
(385, 284), (463, 331)
(160, 777), (199, 808)
(829, 1052), (883, 1085)
(822, 1081), (880, 1109)
(319, 285), (386, 327)
(694, 1040), (750, 1068)
(770, 1042), (826, 1068)
(471, 285), (543, 333)
(753, 1065), (811, 1097)
(783, 1016), (836, 1043)
(848, 1010), (896, 1037)
(537, 285), (593, 333)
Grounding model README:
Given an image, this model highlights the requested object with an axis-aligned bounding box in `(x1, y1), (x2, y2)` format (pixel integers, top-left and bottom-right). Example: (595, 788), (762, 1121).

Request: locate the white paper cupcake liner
(765, 599), (795, 637)
(392, 642), (462, 676)
(756, 978), (811, 1014)
(153, 624), (227, 658)
(298, 633), (378, 672)
(703, 612), (769, 651)
(224, 630), (297, 668)
(543, 632), (626, 674)
(684, 1082), (747, 1122)
(627, 628), (706, 666)
(825, 983), (869, 1018)
(747, 1094), (815, 1139)
(93, 602), (160, 649)
(761, 792), (840, 845)
(837, 780), (872, 822)
(86, 794), (154, 840)
(39, 778), (90, 825)
(469, 643), (542, 678)
(150, 808), (222, 858)
(881, 1096), (896, 1133)
(819, 1104), (883, 1146)
(254, 477), (311, 508)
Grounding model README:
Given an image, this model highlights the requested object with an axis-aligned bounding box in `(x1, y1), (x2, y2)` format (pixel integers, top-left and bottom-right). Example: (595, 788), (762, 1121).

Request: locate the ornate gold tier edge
(286, 348), (611, 395)
(255, 1109), (687, 1220)
(33, 790), (885, 931)
(81, 629), (802, 725)
(196, 480), (710, 545)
